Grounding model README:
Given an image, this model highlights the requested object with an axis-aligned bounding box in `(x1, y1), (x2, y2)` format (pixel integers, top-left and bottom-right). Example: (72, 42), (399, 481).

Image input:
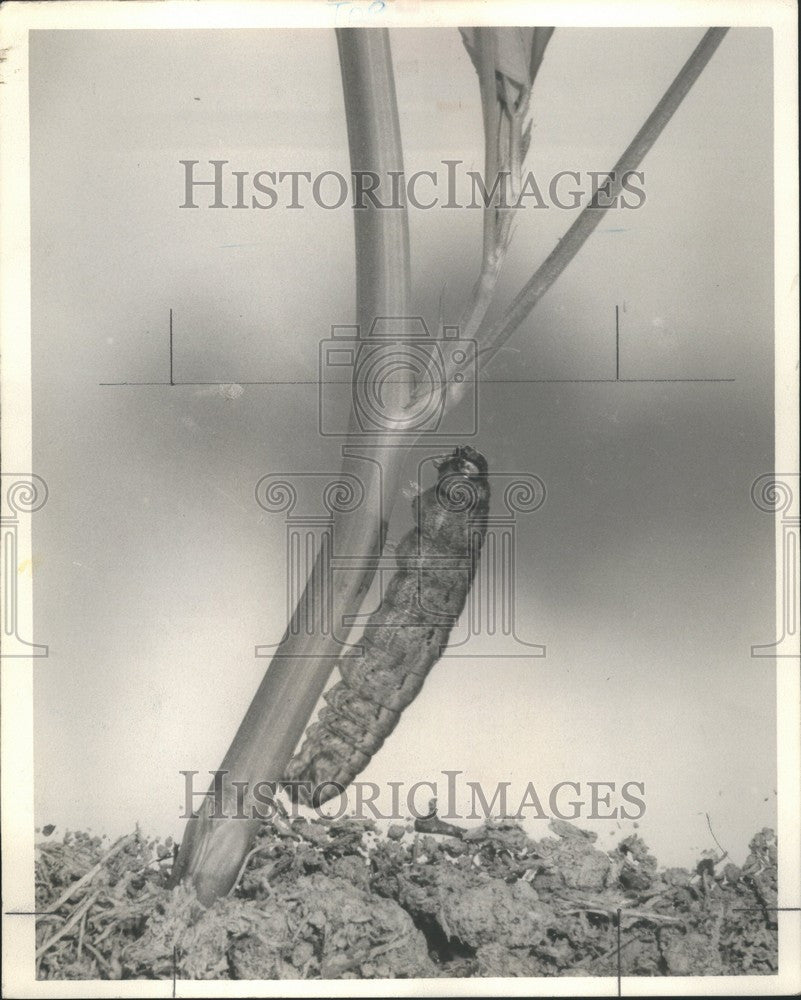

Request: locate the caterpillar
(284, 446), (491, 806)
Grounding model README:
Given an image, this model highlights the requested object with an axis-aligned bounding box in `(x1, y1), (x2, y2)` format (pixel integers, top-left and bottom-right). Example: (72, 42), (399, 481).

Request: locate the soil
(34, 815), (778, 980)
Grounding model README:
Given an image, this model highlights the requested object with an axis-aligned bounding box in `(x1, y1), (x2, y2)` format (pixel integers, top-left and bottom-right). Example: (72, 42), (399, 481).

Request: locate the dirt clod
(34, 818), (779, 980)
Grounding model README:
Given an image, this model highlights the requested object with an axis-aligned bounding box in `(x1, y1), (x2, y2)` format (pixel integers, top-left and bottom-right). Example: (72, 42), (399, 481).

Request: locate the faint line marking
(100, 307), (736, 388)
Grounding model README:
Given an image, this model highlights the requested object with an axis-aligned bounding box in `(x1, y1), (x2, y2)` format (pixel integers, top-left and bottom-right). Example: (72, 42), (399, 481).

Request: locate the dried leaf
(529, 26), (555, 85)
(460, 26), (555, 92)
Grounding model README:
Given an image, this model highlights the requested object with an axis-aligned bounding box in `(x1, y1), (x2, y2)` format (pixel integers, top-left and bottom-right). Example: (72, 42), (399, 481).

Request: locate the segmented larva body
(284, 446), (491, 805)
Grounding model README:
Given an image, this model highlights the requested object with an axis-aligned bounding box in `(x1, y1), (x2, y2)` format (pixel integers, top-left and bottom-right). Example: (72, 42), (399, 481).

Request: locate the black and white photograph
(1, 1), (798, 995)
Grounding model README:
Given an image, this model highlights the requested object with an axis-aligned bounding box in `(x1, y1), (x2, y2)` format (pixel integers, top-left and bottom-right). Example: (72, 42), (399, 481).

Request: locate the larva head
(436, 446), (488, 479)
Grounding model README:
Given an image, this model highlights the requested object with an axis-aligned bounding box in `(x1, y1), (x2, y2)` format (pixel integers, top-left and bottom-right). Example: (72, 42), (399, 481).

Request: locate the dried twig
(36, 890), (99, 960)
(414, 800), (467, 839)
(561, 898), (684, 926)
(76, 905), (87, 960)
(595, 932), (650, 965)
(41, 833), (136, 914)
(705, 812), (729, 864)
(83, 940), (112, 974)
(229, 845), (276, 897)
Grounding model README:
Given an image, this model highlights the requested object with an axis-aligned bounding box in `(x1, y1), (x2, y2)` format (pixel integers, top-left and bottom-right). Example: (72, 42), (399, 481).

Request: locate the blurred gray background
(30, 27), (774, 864)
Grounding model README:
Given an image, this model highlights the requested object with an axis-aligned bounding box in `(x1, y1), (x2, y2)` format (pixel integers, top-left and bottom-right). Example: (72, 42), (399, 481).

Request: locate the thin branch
(228, 845), (275, 897)
(705, 811), (730, 862)
(478, 27), (729, 366)
(558, 897), (685, 926)
(438, 26), (729, 409)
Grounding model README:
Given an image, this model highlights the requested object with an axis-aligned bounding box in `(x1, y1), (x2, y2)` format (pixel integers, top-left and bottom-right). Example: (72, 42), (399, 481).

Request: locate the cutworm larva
(284, 446), (490, 805)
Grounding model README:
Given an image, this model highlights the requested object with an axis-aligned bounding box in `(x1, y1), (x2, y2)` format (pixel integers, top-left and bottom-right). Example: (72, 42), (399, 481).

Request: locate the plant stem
(173, 27), (411, 905)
